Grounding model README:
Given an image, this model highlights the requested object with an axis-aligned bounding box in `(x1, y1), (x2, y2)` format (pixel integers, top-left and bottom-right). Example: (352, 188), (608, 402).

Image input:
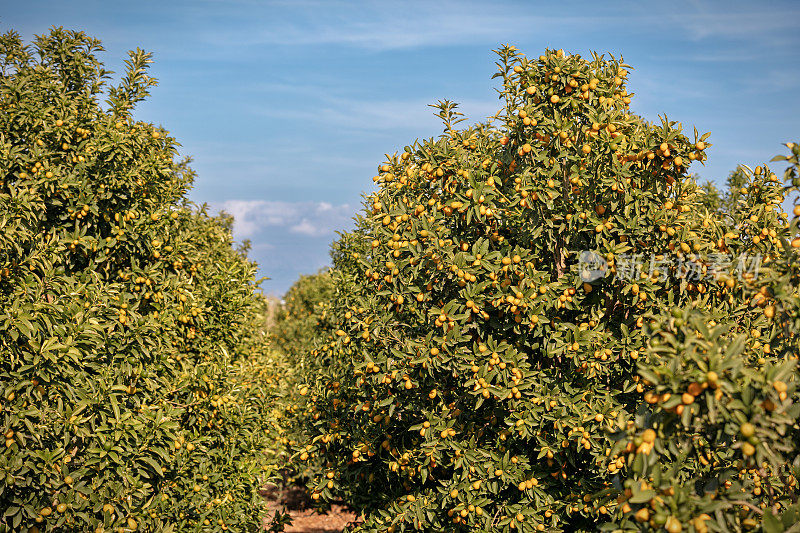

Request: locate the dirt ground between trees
(277, 504), (357, 533)
(264, 485), (359, 532)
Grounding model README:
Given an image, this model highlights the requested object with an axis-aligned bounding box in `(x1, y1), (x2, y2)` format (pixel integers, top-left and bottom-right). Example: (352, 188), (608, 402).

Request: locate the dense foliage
(272, 270), (334, 364)
(0, 28), (288, 532)
(300, 46), (800, 532)
(268, 270), (336, 485)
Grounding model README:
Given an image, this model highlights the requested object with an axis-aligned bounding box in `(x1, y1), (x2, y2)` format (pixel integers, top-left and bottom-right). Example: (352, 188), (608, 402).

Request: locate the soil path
(281, 504), (356, 532)
(264, 486), (358, 532)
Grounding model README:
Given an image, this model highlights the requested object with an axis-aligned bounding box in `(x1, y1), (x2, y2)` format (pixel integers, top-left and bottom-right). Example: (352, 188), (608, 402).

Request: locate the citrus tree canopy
(300, 46), (800, 532)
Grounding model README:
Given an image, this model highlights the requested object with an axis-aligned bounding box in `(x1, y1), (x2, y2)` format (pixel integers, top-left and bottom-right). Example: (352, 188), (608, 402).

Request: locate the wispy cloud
(741, 68), (800, 94)
(217, 199), (353, 239)
(681, 51), (763, 63)
(197, 1), (606, 52)
(251, 95), (498, 133)
(669, 7), (800, 43)
(193, 0), (793, 55)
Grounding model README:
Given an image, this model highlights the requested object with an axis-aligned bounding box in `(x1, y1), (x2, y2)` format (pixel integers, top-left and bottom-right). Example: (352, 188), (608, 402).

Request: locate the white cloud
(661, 0), (800, 44)
(198, 0), (797, 55)
(291, 218), (327, 237)
(742, 69), (800, 94)
(197, 1), (602, 52)
(217, 199), (353, 239)
(250, 95), (499, 134)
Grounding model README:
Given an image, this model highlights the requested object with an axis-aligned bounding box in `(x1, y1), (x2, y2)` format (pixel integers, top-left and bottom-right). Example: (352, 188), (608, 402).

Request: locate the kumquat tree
(298, 46), (800, 532)
(0, 28), (294, 532)
(270, 270), (336, 484)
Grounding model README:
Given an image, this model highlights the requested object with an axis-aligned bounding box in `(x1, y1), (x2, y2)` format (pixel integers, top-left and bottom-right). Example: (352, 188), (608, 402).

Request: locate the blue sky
(3, 0), (799, 295)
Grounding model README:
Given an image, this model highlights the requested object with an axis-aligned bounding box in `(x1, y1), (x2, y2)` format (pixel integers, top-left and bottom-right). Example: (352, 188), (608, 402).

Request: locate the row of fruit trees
(1, 28), (799, 532)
